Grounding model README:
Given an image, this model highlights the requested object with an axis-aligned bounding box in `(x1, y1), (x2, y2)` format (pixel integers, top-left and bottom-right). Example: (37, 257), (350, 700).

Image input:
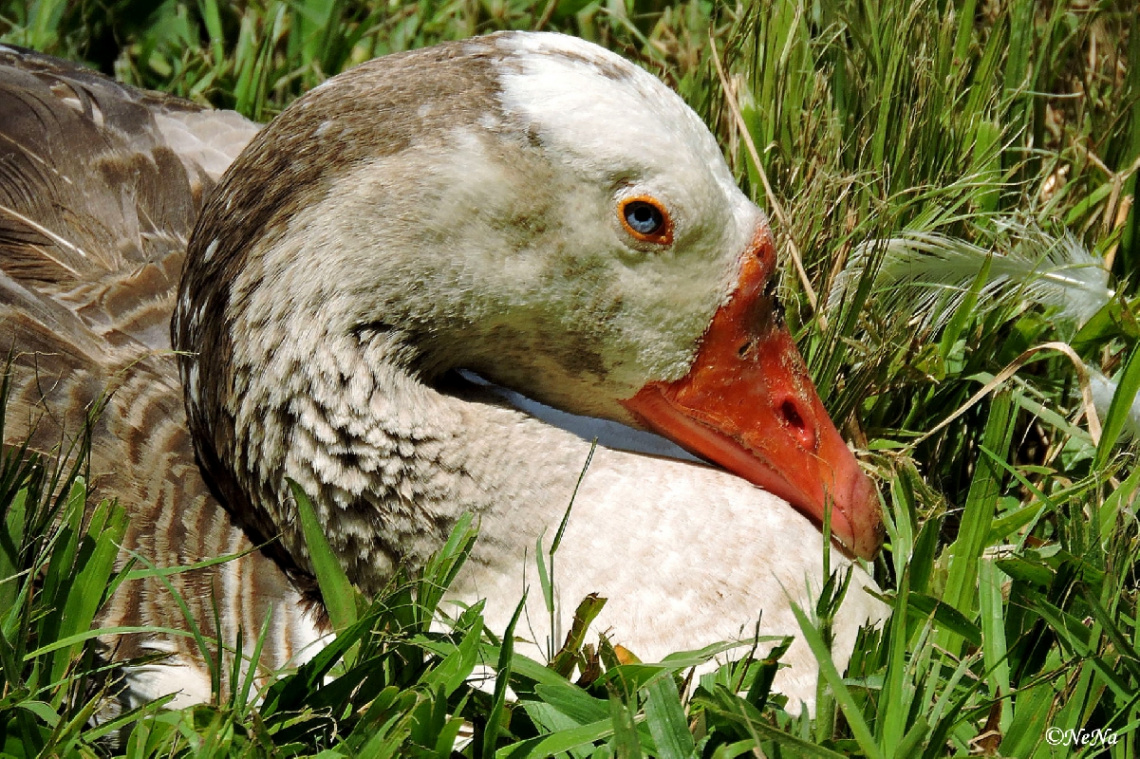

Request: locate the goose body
(0, 33), (886, 712)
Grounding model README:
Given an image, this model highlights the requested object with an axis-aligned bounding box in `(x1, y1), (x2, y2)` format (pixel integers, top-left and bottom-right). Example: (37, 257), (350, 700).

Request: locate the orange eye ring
(618, 196), (673, 246)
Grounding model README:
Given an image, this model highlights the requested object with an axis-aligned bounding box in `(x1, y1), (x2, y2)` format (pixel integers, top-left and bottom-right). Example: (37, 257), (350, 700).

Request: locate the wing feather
(0, 46), (319, 699)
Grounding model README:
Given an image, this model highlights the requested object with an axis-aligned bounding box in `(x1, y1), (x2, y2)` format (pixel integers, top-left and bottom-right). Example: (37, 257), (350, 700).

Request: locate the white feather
(829, 221), (1114, 329)
(1090, 370), (1140, 441)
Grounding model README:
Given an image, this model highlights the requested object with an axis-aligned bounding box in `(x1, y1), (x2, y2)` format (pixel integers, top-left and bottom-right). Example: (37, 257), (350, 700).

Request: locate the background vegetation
(0, 0), (1137, 756)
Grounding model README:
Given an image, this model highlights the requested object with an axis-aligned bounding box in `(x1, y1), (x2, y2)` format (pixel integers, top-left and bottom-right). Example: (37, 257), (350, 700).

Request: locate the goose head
(173, 32), (882, 594)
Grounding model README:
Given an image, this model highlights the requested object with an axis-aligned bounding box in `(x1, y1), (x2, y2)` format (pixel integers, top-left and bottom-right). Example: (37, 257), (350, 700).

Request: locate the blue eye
(625, 201), (662, 234)
(619, 197), (672, 244)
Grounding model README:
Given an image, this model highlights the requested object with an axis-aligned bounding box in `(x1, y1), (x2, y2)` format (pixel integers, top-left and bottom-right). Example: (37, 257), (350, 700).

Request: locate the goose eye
(625, 202), (661, 234)
(619, 197), (673, 245)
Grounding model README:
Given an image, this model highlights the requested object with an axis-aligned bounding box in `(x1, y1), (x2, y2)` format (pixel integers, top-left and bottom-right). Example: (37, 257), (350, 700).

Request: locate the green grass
(1, 0), (1139, 756)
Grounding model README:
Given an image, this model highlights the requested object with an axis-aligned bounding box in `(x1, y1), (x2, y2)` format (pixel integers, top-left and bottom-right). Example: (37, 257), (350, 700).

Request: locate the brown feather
(0, 45), (319, 697)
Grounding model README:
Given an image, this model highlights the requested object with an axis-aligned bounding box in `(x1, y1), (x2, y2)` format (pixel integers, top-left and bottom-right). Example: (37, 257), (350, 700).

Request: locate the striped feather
(0, 45), (323, 705)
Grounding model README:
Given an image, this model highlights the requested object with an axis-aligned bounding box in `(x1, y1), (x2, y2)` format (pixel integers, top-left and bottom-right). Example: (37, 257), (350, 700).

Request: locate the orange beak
(621, 225), (883, 560)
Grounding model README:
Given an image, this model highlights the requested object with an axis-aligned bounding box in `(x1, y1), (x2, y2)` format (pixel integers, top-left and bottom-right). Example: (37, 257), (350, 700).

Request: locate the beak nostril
(780, 399), (805, 430)
(737, 340), (753, 358)
(779, 398), (818, 450)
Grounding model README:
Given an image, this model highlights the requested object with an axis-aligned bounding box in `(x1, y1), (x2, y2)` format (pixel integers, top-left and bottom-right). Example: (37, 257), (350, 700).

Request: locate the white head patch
(490, 33), (739, 200)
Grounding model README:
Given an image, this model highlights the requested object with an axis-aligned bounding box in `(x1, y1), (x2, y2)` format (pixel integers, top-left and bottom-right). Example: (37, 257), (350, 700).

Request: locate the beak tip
(843, 469), (884, 561)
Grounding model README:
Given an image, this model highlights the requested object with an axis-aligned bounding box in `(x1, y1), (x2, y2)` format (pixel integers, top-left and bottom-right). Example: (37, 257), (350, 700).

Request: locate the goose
(0, 32), (886, 713)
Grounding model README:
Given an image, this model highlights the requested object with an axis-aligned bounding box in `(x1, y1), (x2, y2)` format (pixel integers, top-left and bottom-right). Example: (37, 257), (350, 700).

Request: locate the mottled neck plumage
(173, 41), (508, 587)
(224, 311), (588, 595)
